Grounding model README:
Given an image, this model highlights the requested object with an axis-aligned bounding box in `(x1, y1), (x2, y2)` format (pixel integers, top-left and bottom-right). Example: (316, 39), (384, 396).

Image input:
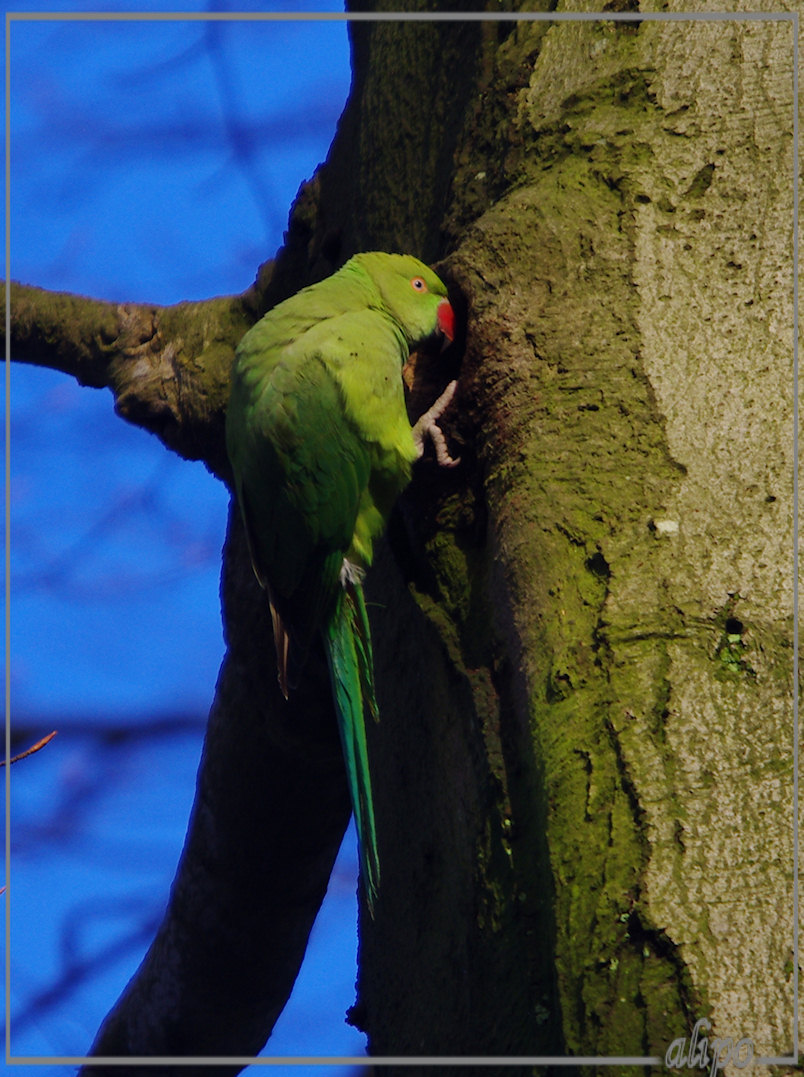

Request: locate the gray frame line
(4, 8), (800, 19)
(4, 6), (800, 1068)
(4, 8), (11, 1069)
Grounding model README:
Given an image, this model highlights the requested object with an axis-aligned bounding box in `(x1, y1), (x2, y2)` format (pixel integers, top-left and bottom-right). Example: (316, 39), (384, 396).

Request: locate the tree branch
(80, 506), (352, 1074)
(4, 280), (262, 480)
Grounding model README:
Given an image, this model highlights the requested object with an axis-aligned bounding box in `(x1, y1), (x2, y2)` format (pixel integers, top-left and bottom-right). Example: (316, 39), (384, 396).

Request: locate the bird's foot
(412, 380), (460, 468)
(339, 557), (365, 587)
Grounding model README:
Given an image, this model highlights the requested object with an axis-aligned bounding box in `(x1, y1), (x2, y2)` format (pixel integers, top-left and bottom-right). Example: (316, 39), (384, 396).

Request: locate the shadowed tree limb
(80, 508), (352, 1074)
(4, 280), (264, 479)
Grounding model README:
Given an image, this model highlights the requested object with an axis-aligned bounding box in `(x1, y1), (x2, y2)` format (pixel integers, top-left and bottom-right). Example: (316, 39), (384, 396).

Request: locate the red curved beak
(437, 299), (455, 345)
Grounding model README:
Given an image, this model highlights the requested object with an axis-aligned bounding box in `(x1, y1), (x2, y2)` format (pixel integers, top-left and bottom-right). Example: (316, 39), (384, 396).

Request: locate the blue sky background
(6, 3), (368, 1070)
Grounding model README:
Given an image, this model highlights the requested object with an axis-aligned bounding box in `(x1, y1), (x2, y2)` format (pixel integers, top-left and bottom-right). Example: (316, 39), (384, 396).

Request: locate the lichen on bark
(422, 8), (796, 1062)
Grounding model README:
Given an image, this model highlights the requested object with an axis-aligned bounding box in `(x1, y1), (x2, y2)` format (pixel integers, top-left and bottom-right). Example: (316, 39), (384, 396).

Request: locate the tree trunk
(8, 2), (797, 1071)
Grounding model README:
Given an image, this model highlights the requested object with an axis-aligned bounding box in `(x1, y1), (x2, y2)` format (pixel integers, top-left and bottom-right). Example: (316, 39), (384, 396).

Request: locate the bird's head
(355, 252), (455, 350)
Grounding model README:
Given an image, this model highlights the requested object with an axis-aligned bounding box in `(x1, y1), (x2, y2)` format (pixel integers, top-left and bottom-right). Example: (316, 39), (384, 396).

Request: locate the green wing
(228, 347), (370, 660)
(227, 304), (417, 612)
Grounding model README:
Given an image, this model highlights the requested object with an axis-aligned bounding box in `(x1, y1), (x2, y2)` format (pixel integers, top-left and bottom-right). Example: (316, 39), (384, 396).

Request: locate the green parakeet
(225, 252), (458, 913)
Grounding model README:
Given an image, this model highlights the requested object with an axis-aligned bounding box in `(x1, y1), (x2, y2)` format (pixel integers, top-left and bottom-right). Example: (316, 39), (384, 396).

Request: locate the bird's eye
(410, 277), (427, 292)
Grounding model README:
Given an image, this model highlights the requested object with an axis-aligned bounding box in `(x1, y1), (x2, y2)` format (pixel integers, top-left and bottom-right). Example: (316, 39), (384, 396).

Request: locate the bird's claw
(412, 380), (460, 468)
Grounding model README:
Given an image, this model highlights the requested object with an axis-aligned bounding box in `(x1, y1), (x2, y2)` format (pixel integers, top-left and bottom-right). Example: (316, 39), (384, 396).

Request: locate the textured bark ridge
(348, 9), (796, 1064)
(6, 2), (798, 1070)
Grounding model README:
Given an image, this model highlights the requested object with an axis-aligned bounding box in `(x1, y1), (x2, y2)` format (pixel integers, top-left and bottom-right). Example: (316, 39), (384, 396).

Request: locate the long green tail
(324, 573), (380, 915)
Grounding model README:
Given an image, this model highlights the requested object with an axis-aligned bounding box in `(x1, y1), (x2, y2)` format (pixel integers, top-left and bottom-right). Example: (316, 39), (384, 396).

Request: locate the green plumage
(225, 252), (454, 913)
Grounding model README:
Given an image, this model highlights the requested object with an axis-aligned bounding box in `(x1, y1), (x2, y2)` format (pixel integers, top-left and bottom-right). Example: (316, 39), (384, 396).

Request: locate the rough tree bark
(6, 2), (798, 1073)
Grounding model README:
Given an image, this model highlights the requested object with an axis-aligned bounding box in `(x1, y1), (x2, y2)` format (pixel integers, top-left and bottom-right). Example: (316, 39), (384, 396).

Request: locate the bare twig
(2, 729), (58, 767)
